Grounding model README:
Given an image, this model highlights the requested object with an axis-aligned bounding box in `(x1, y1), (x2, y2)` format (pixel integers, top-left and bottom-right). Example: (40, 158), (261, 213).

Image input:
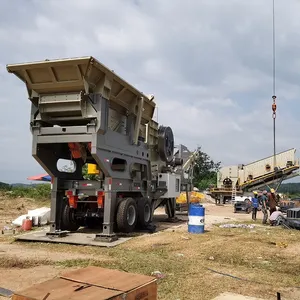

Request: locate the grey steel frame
(7, 56), (180, 242)
(33, 95), (172, 240)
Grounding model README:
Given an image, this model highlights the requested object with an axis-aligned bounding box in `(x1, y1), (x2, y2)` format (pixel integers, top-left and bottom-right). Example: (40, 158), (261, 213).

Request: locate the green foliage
(255, 182), (300, 198)
(1, 183), (51, 199)
(277, 182), (300, 195)
(286, 193), (300, 198)
(193, 148), (221, 190)
(0, 181), (10, 190)
(196, 173), (218, 191)
(82, 164), (100, 180)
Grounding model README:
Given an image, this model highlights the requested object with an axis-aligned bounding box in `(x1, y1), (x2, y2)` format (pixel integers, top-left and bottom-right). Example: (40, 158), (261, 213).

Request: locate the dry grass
(2, 197), (300, 300)
(0, 194), (49, 229)
(16, 224), (300, 300)
(173, 226), (300, 299)
(0, 194), (50, 244)
(0, 255), (52, 269)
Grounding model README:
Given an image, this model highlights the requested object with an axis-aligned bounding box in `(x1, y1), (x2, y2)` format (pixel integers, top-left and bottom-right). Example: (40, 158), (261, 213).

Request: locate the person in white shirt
(269, 208), (285, 226)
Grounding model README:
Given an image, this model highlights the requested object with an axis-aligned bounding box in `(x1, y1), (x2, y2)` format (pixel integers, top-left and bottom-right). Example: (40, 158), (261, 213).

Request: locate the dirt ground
(0, 197), (300, 300)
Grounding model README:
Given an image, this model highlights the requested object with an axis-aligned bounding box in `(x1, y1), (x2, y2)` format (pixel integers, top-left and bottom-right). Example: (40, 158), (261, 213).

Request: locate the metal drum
(188, 203), (205, 234)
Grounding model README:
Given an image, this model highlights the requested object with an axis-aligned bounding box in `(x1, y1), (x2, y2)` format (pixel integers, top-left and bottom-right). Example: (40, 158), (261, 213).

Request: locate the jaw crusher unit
(7, 56), (183, 242)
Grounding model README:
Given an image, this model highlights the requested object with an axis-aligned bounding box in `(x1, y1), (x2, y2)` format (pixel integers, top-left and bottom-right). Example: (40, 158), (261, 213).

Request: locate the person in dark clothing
(260, 190), (268, 224)
(268, 188), (277, 215)
(251, 191), (259, 220)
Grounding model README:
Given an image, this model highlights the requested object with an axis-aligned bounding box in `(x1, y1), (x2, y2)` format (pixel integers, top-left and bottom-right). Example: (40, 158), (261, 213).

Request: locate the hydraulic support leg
(46, 177), (69, 237)
(95, 177), (118, 242)
(165, 197), (177, 221)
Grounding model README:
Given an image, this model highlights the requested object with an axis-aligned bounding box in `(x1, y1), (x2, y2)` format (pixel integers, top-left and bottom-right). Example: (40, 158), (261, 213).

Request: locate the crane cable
(272, 0), (277, 170)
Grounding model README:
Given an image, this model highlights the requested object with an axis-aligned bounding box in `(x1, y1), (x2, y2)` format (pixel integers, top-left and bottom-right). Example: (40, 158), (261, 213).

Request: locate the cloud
(1, 0), (300, 183)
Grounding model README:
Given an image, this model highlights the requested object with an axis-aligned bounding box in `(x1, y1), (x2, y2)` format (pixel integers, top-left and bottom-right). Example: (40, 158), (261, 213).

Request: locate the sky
(1, 0), (300, 183)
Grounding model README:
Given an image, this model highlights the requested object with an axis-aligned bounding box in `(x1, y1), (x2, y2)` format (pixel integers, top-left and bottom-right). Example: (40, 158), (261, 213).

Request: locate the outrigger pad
(16, 228), (132, 248)
(165, 217), (183, 223)
(46, 230), (70, 238)
(94, 233), (118, 243)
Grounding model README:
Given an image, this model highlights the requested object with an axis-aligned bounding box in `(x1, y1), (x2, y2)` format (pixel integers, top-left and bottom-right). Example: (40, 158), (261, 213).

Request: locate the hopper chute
(6, 56), (155, 125)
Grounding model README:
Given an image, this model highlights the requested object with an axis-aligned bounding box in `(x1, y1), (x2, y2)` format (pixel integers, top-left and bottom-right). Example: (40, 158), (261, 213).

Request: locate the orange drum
(22, 218), (32, 231)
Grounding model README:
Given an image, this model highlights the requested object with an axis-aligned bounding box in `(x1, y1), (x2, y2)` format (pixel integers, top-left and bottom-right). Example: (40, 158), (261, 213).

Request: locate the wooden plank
(125, 281), (157, 300)
(12, 267), (157, 300)
(12, 278), (122, 300)
(11, 296), (36, 300)
(60, 266), (156, 292)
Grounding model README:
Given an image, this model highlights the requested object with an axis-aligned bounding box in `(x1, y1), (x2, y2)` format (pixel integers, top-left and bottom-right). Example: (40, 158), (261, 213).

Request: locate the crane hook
(272, 95), (277, 119)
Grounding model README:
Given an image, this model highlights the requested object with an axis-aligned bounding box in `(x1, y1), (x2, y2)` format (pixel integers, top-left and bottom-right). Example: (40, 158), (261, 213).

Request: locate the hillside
(1, 180), (300, 196)
(278, 182), (300, 195)
(0, 181), (10, 190)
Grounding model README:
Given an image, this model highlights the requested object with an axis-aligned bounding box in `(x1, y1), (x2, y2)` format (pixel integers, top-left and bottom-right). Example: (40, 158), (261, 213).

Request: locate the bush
(6, 184), (51, 199)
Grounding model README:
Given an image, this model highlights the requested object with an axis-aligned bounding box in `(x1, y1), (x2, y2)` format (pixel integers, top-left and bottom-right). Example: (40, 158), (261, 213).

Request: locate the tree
(192, 148), (221, 190)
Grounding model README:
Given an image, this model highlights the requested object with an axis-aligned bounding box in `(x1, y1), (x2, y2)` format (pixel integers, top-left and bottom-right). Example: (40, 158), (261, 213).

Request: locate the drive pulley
(158, 125), (174, 163)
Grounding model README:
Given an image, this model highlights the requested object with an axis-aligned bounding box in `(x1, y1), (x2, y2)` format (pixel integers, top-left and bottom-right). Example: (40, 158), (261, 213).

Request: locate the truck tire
(116, 198), (138, 233)
(60, 199), (80, 231)
(137, 198), (152, 228)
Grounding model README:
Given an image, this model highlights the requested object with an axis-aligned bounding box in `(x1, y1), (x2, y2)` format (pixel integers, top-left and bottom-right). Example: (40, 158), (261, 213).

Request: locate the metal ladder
(231, 186), (236, 204)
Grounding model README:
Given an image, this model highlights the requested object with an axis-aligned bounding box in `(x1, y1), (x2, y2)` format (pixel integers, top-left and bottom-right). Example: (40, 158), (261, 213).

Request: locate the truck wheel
(60, 199), (80, 231)
(116, 198), (138, 233)
(137, 198), (152, 228)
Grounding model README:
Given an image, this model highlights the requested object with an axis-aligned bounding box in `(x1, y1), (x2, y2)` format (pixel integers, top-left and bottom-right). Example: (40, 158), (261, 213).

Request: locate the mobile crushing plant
(7, 56), (186, 242)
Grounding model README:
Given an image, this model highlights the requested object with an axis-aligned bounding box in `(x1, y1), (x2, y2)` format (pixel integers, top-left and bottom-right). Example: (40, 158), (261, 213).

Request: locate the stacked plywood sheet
(12, 266), (157, 300)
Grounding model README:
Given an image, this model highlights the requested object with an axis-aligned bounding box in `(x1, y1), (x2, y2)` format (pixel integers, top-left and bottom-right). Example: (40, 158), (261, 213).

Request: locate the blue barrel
(188, 203), (205, 234)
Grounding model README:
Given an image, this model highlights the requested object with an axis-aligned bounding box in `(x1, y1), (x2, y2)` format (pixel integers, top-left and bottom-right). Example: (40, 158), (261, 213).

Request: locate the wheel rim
(144, 204), (151, 222)
(127, 205), (136, 226)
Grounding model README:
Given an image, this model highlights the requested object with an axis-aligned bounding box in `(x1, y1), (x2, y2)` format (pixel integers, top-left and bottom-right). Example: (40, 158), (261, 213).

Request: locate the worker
(257, 191), (262, 208)
(251, 191), (259, 220)
(268, 188), (277, 215)
(276, 193), (281, 206)
(260, 190), (268, 224)
(269, 208), (285, 226)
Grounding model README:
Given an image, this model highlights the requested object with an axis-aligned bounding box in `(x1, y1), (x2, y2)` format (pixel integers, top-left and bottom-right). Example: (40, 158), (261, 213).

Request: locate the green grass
(56, 226), (300, 299)
(3, 184), (51, 200)
(21, 225), (297, 299)
(4, 219), (300, 299)
(56, 259), (109, 269)
(53, 244), (192, 298)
